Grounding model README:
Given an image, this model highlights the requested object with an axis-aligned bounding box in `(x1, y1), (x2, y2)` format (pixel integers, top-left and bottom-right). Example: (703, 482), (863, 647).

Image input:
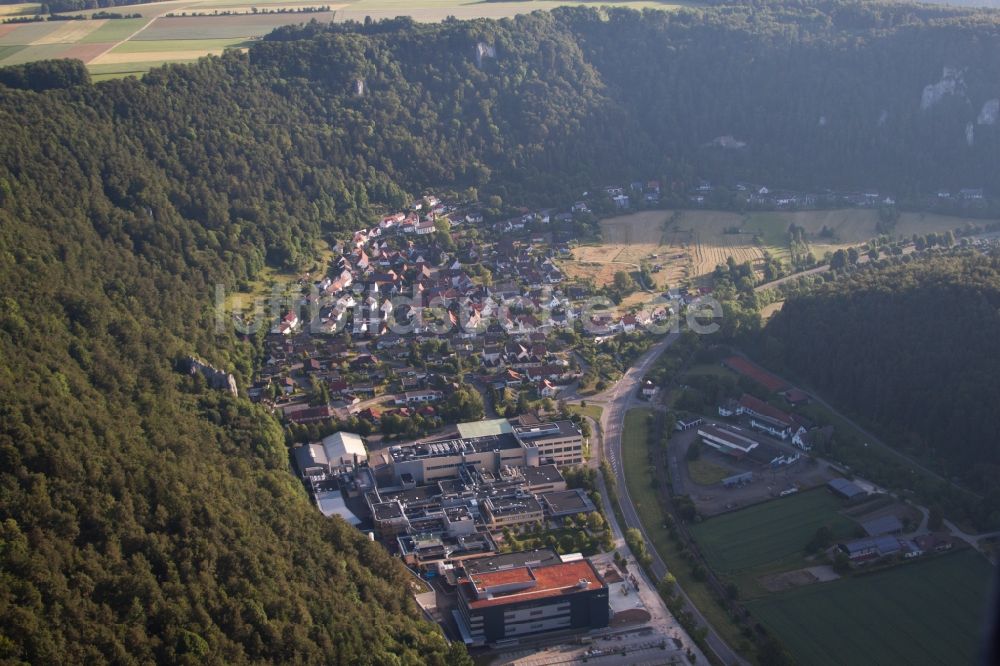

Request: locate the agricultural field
(746, 549), (995, 666)
(565, 209), (763, 289)
(0, 1), (338, 77)
(689, 488), (857, 575)
(0, 3), (40, 17)
(0, 0), (687, 78)
(561, 208), (980, 291)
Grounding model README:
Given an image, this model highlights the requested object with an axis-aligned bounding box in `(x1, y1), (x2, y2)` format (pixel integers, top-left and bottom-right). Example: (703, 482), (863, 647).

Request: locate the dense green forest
(259, 3), (1000, 198)
(3, 2), (1000, 662)
(0, 62), (467, 666)
(758, 252), (1000, 527)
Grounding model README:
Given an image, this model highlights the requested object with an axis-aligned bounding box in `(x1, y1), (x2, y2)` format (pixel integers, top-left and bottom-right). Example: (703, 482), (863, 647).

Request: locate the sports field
(689, 488), (857, 574)
(746, 549), (995, 666)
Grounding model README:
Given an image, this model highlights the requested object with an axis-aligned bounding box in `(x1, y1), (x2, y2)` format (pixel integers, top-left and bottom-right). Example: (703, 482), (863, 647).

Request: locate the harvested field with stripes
(563, 208), (984, 291)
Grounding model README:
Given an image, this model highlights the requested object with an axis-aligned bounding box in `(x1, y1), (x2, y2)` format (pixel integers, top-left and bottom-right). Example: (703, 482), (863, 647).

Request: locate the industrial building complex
(291, 416), (615, 647)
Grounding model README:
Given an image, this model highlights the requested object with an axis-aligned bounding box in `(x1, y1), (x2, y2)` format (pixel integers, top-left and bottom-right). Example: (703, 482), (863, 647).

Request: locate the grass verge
(620, 408), (755, 660)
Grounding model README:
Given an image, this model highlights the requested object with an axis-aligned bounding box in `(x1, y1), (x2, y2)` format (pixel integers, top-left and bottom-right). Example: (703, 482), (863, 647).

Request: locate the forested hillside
(3, 2), (1000, 662)
(0, 68), (467, 666)
(260, 3), (1000, 198)
(759, 252), (1000, 526)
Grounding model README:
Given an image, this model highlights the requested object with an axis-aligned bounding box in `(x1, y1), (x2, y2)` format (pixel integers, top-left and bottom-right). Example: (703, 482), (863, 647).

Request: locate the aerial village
(226, 178), (993, 659)
(243, 185), (686, 656)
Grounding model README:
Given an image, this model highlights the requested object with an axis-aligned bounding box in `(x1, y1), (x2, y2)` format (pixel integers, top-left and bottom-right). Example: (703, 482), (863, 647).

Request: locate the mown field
(563, 209), (982, 290)
(0, 3), (40, 17)
(746, 549), (995, 666)
(689, 488), (857, 574)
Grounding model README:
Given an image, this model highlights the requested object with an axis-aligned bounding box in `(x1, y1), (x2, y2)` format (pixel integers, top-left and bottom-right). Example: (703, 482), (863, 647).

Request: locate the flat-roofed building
(541, 489), (597, 518)
(513, 420), (584, 467)
(522, 464), (566, 493)
(462, 548), (562, 575)
(370, 499), (409, 538)
(384, 419), (583, 484)
(398, 531), (497, 570)
(481, 495), (544, 528)
(454, 558), (609, 645)
(387, 433), (526, 484)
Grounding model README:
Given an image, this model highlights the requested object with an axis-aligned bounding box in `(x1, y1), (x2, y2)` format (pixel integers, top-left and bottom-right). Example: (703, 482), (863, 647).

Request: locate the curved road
(588, 333), (748, 666)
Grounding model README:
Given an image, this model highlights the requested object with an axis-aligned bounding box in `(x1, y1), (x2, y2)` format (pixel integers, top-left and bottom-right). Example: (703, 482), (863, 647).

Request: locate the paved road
(754, 264), (829, 292)
(753, 243), (915, 293)
(587, 334), (748, 666)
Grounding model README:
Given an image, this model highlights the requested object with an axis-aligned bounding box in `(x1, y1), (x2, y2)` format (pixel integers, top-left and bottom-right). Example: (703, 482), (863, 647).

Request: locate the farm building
(861, 515), (904, 537)
(828, 478), (867, 500)
(839, 535), (901, 562)
(698, 425), (760, 458)
(698, 425), (795, 467)
(676, 417), (704, 431)
(736, 394), (797, 439)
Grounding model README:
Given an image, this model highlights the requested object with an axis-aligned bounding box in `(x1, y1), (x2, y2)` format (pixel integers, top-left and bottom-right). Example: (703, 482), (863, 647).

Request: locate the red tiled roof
(460, 560), (603, 609)
(739, 394), (794, 427)
(723, 356), (788, 392)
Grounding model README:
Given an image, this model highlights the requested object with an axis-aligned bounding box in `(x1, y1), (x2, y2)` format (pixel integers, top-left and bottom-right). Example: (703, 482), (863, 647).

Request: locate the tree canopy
(3, 2), (1000, 661)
